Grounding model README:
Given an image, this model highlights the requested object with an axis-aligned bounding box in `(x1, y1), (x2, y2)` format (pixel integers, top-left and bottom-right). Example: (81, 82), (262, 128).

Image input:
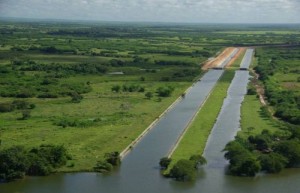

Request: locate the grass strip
(165, 70), (235, 173)
(238, 95), (280, 138)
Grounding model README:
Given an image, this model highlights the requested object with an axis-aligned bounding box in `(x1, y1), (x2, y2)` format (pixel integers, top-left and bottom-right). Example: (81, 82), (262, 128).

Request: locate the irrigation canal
(1, 48), (300, 193)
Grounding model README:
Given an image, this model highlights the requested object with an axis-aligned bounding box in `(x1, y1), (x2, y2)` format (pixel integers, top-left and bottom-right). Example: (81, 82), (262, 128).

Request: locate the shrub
(0, 102), (14, 112)
(156, 86), (174, 97)
(169, 159), (196, 181)
(105, 152), (121, 166)
(159, 157), (172, 169)
(94, 161), (113, 173)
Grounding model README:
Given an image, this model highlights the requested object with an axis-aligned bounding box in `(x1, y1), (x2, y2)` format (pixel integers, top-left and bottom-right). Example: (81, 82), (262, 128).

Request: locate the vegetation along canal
(1, 49), (300, 193)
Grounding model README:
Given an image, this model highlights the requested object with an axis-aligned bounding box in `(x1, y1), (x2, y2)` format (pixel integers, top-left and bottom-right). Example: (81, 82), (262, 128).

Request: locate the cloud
(0, 0), (299, 23)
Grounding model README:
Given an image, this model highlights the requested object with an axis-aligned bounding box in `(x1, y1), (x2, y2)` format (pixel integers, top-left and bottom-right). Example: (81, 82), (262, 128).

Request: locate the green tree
(105, 152), (121, 166)
(145, 92), (153, 99)
(274, 140), (300, 167)
(159, 157), (172, 169)
(21, 110), (31, 120)
(0, 146), (29, 181)
(94, 160), (113, 173)
(111, 85), (121, 93)
(169, 159), (196, 181)
(189, 154), (207, 168)
(259, 153), (288, 173)
(71, 92), (83, 103)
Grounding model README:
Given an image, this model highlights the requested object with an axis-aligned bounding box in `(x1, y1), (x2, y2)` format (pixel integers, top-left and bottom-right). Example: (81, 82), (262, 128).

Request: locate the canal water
(2, 50), (300, 193)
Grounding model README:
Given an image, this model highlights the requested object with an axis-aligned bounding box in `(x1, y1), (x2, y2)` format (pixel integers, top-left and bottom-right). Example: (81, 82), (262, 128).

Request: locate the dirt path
(225, 47), (246, 68)
(250, 69), (266, 106)
(202, 47), (244, 70)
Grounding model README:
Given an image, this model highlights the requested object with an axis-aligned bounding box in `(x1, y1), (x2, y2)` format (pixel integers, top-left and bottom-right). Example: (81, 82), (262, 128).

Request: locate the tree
(159, 157), (172, 169)
(224, 141), (260, 176)
(111, 85), (121, 93)
(169, 159), (196, 181)
(189, 155), (207, 168)
(94, 160), (113, 173)
(0, 146), (29, 181)
(259, 153), (288, 173)
(71, 92), (83, 103)
(105, 152), (121, 166)
(274, 140), (300, 167)
(156, 86), (174, 97)
(145, 92), (153, 100)
(21, 110), (31, 120)
(228, 154), (261, 177)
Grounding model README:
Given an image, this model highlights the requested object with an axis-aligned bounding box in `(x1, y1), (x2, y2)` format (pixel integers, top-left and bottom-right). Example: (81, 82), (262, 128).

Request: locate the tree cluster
(224, 128), (300, 177)
(160, 155), (206, 182)
(94, 152), (121, 173)
(0, 145), (70, 182)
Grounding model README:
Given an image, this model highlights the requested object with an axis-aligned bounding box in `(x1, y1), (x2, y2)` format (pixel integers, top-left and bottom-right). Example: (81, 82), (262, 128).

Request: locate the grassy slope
(165, 70), (235, 172)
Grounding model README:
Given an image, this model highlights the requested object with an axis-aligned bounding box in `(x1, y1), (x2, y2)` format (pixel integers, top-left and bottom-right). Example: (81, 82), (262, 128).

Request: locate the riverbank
(164, 70), (235, 174)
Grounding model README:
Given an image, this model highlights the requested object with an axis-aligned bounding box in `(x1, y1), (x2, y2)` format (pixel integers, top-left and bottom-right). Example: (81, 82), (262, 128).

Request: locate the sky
(0, 0), (299, 23)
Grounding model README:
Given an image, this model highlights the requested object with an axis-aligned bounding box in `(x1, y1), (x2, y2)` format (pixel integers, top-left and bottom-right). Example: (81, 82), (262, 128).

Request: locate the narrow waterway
(2, 49), (300, 193)
(240, 48), (254, 69)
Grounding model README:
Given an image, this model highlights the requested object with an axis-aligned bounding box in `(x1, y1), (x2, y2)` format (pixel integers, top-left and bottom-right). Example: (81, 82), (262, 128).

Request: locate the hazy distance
(0, 0), (299, 23)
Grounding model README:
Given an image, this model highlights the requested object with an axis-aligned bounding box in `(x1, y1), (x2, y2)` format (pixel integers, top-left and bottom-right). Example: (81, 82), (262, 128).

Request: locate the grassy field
(0, 78), (190, 171)
(165, 70), (235, 172)
(238, 95), (281, 138)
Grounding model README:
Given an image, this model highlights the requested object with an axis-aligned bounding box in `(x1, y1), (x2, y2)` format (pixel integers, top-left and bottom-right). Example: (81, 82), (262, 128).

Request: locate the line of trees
(254, 48), (300, 125)
(0, 145), (71, 182)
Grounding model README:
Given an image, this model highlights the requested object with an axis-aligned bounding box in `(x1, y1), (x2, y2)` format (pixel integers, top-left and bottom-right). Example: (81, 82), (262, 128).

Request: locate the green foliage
(0, 145), (70, 182)
(254, 47), (300, 125)
(0, 146), (29, 181)
(224, 141), (260, 176)
(20, 110), (31, 120)
(159, 157), (172, 169)
(105, 152), (121, 166)
(0, 102), (14, 112)
(156, 86), (174, 97)
(274, 140), (300, 167)
(259, 153), (288, 173)
(94, 152), (121, 173)
(169, 159), (196, 181)
(71, 92), (83, 103)
(189, 154), (207, 168)
(111, 85), (121, 93)
(0, 100), (35, 113)
(94, 160), (113, 173)
(145, 92), (153, 99)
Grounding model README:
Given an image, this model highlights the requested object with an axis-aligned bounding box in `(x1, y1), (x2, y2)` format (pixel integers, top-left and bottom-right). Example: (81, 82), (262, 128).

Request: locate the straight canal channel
(1, 49), (300, 193)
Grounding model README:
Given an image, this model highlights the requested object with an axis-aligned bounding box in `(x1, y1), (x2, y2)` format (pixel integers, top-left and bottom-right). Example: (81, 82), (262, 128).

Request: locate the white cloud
(0, 0), (299, 23)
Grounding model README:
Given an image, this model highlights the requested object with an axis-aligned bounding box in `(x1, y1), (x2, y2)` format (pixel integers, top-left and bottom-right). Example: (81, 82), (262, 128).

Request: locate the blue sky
(0, 0), (299, 23)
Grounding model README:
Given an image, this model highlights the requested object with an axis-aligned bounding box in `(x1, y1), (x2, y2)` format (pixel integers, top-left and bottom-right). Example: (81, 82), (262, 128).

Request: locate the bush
(105, 152), (121, 166)
(71, 92), (83, 103)
(0, 102), (14, 112)
(189, 155), (207, 168)
(94, 161), (113, 173)
(156, 86), (174, 97)
(259, 153), (288, 173)
(21, 110), (31, 120)
(145, 92), (153, 99)
(159, 157), (172, 169)
(169, 159), (196, 181)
